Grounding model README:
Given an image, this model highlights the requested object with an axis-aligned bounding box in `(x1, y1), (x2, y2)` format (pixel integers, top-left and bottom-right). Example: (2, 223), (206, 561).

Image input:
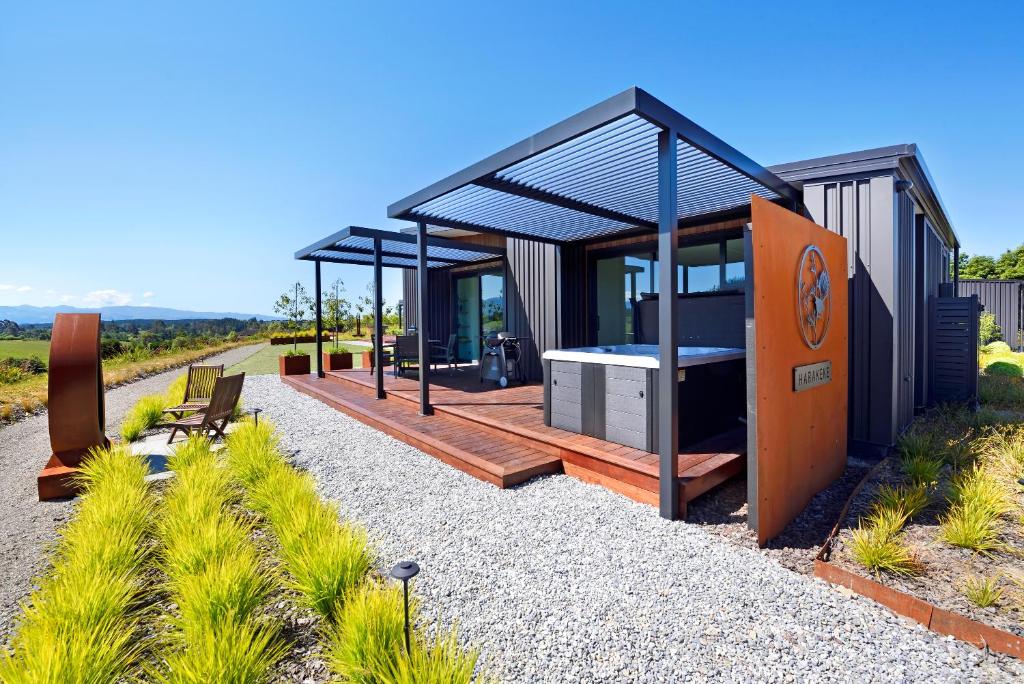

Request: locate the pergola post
(315, 259), (324, 379)
(373, 237), (385, 400)
(657, 128), (679, 519)
(416, 221), (432, 415)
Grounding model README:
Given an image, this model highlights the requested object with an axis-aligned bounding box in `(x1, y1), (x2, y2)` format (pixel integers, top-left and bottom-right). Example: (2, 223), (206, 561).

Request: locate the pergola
(386, 87), (802, 519)
(294, 225), (504, 399)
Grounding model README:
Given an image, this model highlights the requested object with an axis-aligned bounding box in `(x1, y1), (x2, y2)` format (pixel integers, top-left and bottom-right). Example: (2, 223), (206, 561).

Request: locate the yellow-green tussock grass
(120, 393), (169, 442)
(939, 465), (1012, 553)
(961, 574), (1003, 608)
(153, 437), (282, 682)
(0, 446), (153, 682)
(386, 630), (482, 684)
(849, 505), (918, 576)
(901, 453), (943, 488)
(166, 433), (215, 471)
(873, 484), (929, 521)
(248, 461), (372, 622)
(326, 581), (410, 682)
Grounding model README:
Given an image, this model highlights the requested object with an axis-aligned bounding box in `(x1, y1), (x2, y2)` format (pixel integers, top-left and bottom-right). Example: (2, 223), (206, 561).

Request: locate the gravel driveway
(245, 375), (1024, 683)
(0, 343), (262, 639)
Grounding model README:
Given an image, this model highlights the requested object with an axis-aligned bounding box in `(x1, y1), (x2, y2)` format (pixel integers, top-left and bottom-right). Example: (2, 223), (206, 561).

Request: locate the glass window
(480, 272), (504, 337)
(679, 243), (721, 293)
(724, 238), (745, 290)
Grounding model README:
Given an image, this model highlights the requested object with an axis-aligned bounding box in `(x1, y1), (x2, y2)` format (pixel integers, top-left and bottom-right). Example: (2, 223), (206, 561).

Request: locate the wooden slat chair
(164, 372), (245, 444)
(164, 364), (224, 419)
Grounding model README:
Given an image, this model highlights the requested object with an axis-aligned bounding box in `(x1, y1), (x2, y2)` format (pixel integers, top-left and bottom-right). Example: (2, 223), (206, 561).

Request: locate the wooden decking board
(299, 369), (745, 514)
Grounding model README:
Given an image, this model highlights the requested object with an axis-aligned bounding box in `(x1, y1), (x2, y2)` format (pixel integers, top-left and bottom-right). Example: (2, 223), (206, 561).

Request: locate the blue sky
(2, 1), (1021, 315)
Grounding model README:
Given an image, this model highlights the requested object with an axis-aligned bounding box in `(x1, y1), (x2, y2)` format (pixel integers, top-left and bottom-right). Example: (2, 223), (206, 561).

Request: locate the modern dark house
(293, 87), (972, 545)
(399, 143), (959, 454)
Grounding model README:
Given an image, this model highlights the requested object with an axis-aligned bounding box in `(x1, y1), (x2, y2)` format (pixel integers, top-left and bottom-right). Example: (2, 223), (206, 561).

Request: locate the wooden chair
(164, 364), (224, 419)
(165, 372), (244, 444)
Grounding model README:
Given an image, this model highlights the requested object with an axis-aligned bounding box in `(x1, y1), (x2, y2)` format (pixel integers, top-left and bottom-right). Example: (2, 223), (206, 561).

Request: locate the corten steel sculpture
(38, 313), (110, 500)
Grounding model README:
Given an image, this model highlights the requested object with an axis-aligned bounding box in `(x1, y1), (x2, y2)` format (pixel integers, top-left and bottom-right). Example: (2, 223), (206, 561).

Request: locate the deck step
(282, 375), (562, 488)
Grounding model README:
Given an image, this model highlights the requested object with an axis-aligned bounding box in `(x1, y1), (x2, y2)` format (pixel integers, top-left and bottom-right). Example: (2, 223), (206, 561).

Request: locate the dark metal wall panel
(401, 268), (452, 342)
(915, 217), (952, 407)
(959, 279), (1024, 351)
(803, 176), (897, 446)
(559, 244), (588, 349)
(506, 238), (560, 380)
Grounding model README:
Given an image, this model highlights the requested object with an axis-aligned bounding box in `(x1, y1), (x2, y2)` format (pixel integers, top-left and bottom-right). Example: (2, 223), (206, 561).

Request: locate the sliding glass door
(455, 270), (505, 362)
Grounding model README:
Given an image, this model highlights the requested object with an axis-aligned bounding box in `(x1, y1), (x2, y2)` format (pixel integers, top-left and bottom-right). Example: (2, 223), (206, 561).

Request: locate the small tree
(273, 282), (314, 352)
(323, 278), (350, 349)
(353, 282), (376, 338)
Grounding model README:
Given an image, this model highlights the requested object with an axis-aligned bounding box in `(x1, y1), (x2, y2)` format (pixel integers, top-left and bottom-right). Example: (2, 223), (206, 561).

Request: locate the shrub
(282, 349), (310, 357)
(979, 312), (1001, 345)
(979, 375), (1024, 409)
(981, 341), (1012, 355)
(961, 575), (1003, 608)
(0, 445), (153, 682)
(985, 361), (1023, 378)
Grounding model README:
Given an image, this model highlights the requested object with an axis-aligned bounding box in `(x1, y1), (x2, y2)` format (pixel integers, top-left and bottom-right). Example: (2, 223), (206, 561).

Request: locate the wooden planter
(323, 351), (353, 371)
(279, 354), (311, 376)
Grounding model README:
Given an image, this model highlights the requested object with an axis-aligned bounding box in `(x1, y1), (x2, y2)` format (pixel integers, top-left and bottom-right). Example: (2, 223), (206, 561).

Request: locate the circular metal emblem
(796, 245), (831, 350)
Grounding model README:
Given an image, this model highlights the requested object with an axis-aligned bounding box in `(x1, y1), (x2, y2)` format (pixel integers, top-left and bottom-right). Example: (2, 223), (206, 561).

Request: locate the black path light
(252, 407), (263, 426)
(389, 560), (420, 655)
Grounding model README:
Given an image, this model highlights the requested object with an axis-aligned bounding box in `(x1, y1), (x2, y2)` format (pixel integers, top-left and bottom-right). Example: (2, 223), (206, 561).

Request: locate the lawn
(0, 339), (50, 360)
(980, 342), (1024, 377)
(229, 341), (368, 375)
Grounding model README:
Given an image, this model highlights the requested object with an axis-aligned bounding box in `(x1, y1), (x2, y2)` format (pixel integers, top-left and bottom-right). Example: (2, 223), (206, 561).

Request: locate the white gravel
(245, 375), (1024, 683)
(0, 343), (264, 638)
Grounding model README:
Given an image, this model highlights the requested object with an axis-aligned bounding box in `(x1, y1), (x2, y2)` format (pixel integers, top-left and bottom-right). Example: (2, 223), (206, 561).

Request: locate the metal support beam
(656, 129), (679, 519)
(373, 237), (385, 400)
(416, 222), (432, 415)
(315, 259), (324, 378)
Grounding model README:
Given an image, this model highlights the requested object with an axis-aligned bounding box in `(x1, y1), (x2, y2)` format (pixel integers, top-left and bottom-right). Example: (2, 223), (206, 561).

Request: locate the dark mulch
(687, 460), (874, 575)
(829, 456), (1024, 639)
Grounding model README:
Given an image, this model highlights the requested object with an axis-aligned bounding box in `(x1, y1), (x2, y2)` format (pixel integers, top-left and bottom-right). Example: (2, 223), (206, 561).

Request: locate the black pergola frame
(386, 87), (802, 520)
(294, 226), (504, 401)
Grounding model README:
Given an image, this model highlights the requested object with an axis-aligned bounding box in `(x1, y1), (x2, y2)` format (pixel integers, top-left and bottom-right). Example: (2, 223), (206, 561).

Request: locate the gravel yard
(244, 375), (1024, 683)
(0, 343), (262, 639)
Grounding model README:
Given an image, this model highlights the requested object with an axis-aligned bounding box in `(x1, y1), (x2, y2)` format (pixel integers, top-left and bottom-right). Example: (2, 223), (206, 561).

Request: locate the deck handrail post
(315, 259), (324, 378)
(373, 237), (385, 400)
(657, 128), (680, 519)
(416, 221), (432, 415)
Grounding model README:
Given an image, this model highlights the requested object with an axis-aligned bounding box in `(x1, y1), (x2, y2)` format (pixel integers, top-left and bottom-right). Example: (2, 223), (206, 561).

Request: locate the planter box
(361, 351), (374, 369)
(323, 351), (353, 371)
(279, 354), (311, 376)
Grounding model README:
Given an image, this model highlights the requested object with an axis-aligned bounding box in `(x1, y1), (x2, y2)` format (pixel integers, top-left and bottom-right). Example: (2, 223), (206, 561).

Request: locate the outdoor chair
(368, 334), (396, 375)
(430, 333), (458, 372)
(163, 363), (224, 419)
(164, 372), (245, 444)
(393, 335), (419, 376)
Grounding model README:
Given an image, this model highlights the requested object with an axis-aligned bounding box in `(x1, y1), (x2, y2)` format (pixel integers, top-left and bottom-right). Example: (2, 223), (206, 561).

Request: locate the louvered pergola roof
(294, 225), (504, 269)
(388, 87), (802, 245)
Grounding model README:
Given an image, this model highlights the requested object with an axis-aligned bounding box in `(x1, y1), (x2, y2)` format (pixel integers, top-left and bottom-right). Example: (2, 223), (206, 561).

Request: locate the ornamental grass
(152, 434), (283, 683)
(0, 445), (153, 683)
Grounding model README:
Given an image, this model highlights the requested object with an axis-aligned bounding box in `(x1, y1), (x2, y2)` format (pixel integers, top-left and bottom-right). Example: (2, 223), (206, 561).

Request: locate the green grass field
(0, 339), (50, 360)
(228, 341), (367, 375)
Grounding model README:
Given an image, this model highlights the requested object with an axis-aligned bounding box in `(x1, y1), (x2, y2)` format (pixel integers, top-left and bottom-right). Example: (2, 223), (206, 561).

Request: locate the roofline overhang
(769, 144), (959, 249)
(294, 225), (506, 263)
(386, 87), (803, 233)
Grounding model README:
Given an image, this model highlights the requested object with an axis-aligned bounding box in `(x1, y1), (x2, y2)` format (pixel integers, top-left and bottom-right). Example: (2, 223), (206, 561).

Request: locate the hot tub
(542, 345), (746, 451)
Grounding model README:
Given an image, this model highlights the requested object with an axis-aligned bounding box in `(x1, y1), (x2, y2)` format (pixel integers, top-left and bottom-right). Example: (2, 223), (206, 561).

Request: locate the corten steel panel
(748, 196), (849, 546)
(42, 313), (110, 499)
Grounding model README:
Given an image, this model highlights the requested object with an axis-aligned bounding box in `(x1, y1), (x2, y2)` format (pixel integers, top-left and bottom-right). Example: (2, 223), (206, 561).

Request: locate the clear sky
(2, 1), (1021, 315)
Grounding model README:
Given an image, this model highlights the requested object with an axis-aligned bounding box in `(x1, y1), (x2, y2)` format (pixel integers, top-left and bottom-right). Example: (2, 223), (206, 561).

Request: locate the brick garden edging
(813, 560), (1024, 659)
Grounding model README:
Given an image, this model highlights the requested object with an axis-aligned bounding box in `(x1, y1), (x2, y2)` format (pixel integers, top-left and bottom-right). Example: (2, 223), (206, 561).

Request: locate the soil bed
(829, 448), (1024, 640)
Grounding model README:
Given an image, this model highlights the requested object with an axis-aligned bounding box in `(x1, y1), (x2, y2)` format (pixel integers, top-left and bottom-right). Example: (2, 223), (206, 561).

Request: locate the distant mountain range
(0, 305), (280, 325)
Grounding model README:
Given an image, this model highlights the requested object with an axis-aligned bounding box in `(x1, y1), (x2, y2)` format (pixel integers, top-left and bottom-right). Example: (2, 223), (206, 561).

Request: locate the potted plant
(279, 348), (312, 376)
(322, 278), (353, 371)
(274, 282), (314, 376)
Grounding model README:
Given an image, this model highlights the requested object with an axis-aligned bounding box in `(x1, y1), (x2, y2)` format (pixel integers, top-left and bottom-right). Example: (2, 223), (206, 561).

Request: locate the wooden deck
(283, 365), (745, 515)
